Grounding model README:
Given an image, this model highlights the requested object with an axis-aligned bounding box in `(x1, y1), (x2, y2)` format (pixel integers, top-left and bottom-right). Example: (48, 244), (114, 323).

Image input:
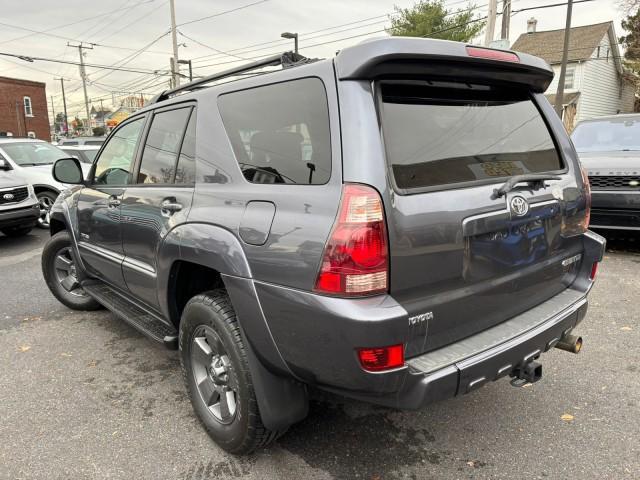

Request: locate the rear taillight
(466, 46), (519, 63)
(590, 262), (598, 281)
(561, 167), (591, 236)
(581, 166), (592, 229)
(314, 184), (388, 296)
(358, 344), (404, 372)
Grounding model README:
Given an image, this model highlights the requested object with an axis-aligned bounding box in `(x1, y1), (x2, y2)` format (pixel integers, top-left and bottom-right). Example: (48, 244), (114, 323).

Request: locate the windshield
(571, 117), (640, 152)
(379, 81), (563, 191)
(2, 142), (68, 166)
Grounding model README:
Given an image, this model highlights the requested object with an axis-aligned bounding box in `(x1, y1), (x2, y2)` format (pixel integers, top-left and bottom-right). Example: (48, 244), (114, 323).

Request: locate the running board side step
(82, 281), (178, 349)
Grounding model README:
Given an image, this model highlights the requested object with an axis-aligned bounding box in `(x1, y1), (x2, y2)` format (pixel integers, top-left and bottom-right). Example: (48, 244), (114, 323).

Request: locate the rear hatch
(378, 78), (587, 355)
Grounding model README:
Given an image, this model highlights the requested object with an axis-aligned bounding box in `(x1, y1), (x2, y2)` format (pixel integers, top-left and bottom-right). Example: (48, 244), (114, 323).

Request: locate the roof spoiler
(335, 38), (554, 93)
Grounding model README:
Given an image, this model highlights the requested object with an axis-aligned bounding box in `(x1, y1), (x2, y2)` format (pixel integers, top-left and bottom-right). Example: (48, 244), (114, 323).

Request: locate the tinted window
(572, 117), (640, 152)
(379, 82), (563, 191)
(85, 140), (104, 146)
(137, 108), (191, 184)
(62, 141), (78, 146)
(94, 117), (144, 186)
(219, 78), (331, 185)
(175, 110), (196, 184)
(1, 142), (68, 166)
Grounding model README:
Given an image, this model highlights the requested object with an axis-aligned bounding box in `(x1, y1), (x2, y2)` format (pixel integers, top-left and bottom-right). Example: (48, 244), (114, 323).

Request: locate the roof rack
(151, 51), (313, 104)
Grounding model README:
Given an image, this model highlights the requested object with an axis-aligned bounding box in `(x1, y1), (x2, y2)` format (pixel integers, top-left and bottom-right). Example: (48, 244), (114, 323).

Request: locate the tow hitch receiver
(510, 361), (542, 387)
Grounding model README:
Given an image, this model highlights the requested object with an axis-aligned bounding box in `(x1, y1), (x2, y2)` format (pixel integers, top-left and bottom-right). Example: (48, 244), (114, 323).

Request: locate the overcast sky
(0, 0), (628, 122)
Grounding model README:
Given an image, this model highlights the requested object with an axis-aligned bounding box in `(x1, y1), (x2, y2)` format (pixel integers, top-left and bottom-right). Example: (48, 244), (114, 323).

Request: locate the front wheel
(179, 290), (282, 454)
(36, 191), (58, 229)
(42, 231), (102, 310)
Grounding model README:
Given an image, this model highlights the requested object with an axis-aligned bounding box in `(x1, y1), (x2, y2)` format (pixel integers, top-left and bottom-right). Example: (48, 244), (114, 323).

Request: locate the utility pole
(554, 0), (573, 118)
(169, 0), (180, 87)
(484, 0), (498, 46)
(50, 95), (56, 137)
(99, 99), (105, 131)
(169, 58), (176, 89)
(500, 0), (512, 41)
(68, 42), (93, 135)
(55, 77), (68, 136)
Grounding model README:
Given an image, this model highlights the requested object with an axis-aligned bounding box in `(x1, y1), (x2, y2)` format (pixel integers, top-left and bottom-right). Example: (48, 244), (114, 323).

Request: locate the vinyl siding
(577, 33), (622, 121)
(620, 79), (636, 113)
(546, 61), (584, 95)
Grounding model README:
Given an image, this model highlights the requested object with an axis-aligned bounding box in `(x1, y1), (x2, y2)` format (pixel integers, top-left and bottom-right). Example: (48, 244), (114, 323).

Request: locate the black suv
(42, 38), (605, 454)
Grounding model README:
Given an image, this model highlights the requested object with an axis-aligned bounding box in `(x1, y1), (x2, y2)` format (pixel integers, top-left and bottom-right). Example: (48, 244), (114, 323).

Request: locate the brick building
(0, 76), (50, 140)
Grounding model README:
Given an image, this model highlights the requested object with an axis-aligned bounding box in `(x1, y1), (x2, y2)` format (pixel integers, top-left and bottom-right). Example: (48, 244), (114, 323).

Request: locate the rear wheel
(42, 231), (101, 310)
(179, 290), (282, 454)
(1, 226), (32, 237)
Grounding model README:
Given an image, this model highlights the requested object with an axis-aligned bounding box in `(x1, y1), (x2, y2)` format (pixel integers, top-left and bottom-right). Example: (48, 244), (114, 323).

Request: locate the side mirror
(0, 157), (11, 170)
(53, 157), (85, 185)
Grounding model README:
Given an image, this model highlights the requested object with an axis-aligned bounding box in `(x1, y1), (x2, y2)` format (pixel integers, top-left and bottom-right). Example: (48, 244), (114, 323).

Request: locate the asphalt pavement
(0, 228), (638, 480)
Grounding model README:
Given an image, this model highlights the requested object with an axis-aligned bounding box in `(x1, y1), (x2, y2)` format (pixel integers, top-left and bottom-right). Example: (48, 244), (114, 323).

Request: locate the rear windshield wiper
(492, 174), (562, 199)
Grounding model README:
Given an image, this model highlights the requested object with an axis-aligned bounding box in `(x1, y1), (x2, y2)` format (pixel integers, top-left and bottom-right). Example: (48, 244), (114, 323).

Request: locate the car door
(120, 105), (196, 309)
(76, 116), (146, 288)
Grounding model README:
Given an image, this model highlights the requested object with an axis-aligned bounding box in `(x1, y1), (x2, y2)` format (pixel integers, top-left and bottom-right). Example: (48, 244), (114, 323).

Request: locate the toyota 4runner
(42, 38), (605, 454)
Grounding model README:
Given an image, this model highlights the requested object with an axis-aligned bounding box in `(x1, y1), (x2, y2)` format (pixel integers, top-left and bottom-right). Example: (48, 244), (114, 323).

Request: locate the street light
(281, 31), (298, 54)
(177, 59), (193, 82)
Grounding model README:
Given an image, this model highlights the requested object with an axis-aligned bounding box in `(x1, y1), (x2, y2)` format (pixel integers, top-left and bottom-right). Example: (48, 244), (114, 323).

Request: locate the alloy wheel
(53, 247), (87, 297)
(38, 195), (54, 228)
(191, 325), (238, 424)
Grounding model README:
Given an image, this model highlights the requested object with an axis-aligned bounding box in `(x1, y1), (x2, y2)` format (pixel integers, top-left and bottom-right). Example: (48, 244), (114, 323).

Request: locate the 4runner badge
(409, 311), (433, 326)
(510, 195), (529, 217)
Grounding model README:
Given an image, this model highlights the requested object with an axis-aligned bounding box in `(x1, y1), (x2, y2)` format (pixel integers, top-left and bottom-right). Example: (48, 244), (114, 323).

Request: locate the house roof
(545, 91), (581, 106)
(511, 22), (612, 65)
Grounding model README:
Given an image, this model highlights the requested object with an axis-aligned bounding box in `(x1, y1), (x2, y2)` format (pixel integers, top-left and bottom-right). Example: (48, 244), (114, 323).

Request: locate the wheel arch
(159, 223), (308, 431)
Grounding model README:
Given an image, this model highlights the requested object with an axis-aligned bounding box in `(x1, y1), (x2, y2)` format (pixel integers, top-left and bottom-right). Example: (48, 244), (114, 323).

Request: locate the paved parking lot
(1, 229), (638, 480)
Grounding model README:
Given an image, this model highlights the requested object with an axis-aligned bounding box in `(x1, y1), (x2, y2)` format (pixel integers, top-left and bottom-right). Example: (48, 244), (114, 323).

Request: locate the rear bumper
(254, 231), (606, 409)
(590, 191), (640, 230)
(0, 203), (40, 229)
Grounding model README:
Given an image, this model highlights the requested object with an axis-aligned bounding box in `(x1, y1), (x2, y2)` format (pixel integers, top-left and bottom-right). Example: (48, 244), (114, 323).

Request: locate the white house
(512, 20), (637, 131)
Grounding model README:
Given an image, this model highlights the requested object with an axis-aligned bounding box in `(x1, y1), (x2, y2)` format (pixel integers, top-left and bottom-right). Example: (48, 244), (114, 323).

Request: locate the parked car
(0, 160), (40, 237)
(572, 113), (640, 230)
(0, 138), (82, 228)
(57, 136), (106, 147)
(42, 38), (605, 454)
(60, 145), (100, 165)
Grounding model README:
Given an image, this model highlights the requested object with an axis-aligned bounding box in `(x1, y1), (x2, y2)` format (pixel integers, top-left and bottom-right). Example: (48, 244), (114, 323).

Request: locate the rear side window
(218, 77), (331, 185)
(137, 107), (191, 184)
(379, 82), (563, 192)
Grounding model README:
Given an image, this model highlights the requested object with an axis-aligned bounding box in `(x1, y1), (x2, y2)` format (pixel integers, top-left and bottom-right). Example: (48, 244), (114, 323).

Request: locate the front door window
(94, 118), (144, 186)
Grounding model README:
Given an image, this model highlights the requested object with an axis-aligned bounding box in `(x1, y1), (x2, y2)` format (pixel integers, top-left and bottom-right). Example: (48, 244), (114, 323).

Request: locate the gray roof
(511, 22), (611, 64)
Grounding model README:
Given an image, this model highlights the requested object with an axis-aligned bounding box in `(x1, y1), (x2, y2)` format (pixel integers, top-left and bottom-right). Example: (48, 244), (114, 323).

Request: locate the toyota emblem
(3, 193), (14, 201)
(510, 195), (529, 217)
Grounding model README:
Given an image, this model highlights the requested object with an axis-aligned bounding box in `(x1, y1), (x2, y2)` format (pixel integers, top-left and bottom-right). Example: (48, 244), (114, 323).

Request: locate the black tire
(1, 226), (32, 237)
(179, 290), (282, 454)
(36, 190), (58, 229)
(42, 231), (102, 311)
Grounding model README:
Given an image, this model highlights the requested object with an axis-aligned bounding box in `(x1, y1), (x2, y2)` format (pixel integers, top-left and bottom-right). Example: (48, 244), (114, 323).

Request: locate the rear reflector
(358, 344), (404, 372)
(314, 184), (388, 296)
(590, 262), (598, 281)
(466, 46), (519, 63)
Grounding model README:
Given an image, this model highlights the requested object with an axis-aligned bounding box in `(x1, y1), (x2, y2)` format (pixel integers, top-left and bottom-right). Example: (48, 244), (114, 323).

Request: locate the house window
(24, 97), (33, 117)
(27, 131), (36, 139)
(564, 65), (576, 89)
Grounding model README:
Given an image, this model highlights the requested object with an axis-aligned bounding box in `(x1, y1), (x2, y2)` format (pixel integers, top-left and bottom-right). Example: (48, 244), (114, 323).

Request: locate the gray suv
(42, 38), (605, 454)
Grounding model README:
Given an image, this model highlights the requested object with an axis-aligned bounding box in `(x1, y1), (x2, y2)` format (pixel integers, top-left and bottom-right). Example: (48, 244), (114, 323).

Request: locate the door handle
(107, 196), (121, 208)
(161, 198), (183, 216)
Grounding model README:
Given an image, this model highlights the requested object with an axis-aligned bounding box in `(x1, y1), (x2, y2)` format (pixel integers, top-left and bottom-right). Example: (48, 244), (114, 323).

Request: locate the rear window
(218, 77), (331, 185)
(379, 81), (563, 192)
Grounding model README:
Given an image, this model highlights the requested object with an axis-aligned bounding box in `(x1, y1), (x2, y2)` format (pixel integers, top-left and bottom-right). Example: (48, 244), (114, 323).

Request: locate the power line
(176, 0), (270, 27)
(0, 50), (173, 75)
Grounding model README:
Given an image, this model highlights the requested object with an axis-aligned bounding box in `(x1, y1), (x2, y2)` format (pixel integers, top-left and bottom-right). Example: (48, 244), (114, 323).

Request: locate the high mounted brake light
(314, 184), (388, 296)
(466, 46), (519, 63)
